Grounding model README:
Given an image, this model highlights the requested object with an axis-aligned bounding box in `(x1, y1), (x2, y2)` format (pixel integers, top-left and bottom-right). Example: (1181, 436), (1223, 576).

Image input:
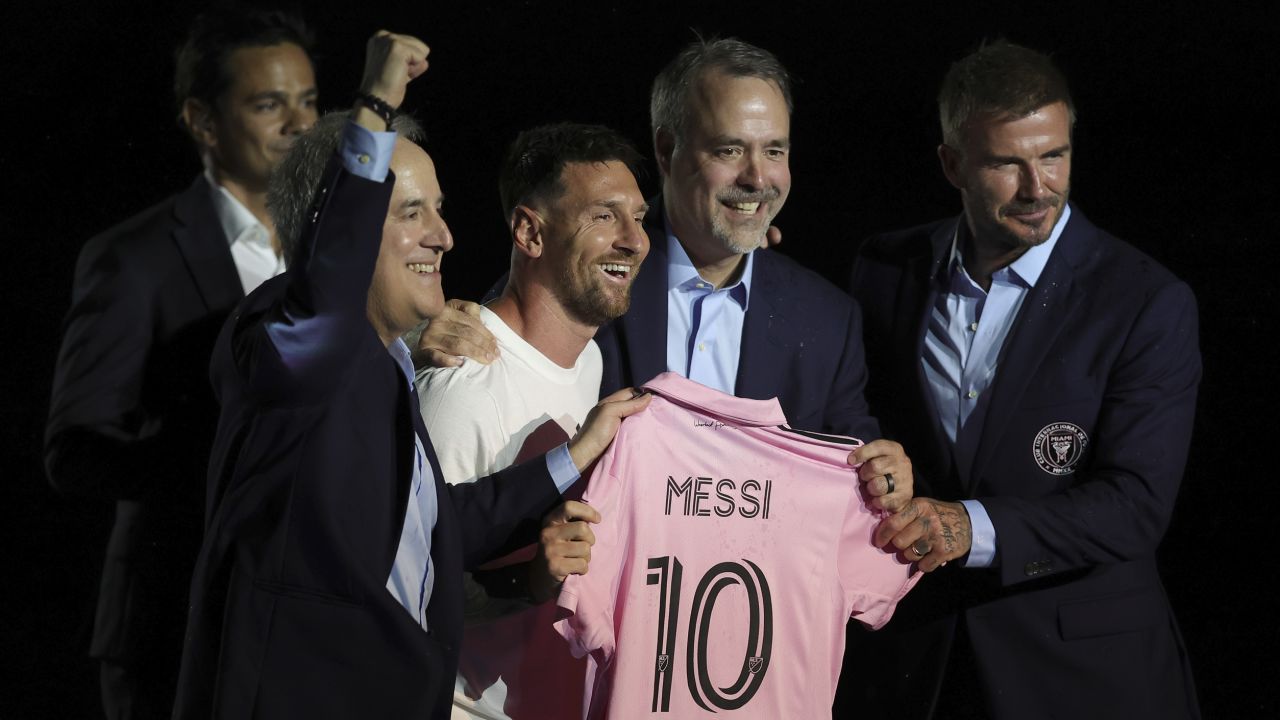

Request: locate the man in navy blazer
(594, 37), (916, 514)
(843, 41), (1201, 719)
(173, 33), (648, 719)
(45, 10), (318, 716)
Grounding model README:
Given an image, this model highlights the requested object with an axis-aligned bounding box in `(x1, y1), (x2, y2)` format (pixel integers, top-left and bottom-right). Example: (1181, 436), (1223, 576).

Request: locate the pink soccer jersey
(555, 373), (920, 719)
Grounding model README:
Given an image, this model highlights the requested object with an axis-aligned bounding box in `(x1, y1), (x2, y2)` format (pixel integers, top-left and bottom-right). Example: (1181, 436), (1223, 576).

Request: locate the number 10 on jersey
(646, 555), (773, 712)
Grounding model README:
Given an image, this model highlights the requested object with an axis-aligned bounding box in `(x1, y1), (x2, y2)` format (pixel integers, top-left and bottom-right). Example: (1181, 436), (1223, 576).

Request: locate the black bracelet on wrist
(354, 91), (396, 127)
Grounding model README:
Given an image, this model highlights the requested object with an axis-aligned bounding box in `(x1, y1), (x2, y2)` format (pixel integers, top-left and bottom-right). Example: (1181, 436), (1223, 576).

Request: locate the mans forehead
(559, 160), (639, 189)
(389, 142), (442, 202)
(225, 43), (315, 87)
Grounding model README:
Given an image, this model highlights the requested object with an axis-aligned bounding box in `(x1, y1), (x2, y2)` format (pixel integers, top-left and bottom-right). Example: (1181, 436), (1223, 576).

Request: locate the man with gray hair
(174, 31), (648, 718)
(594, 37), (918, 524)
(846, 40), (1201, 718)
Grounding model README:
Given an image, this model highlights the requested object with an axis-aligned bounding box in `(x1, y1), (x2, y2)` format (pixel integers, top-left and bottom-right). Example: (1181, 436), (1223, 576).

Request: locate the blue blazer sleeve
(227, 159), (393, 404)
(981, 280), (1201, 586)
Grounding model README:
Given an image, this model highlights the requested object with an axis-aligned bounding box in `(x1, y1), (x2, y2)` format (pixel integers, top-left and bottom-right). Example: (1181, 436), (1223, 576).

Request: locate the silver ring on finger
(909, 539), (930, 559)
(884, 473), (895, 495)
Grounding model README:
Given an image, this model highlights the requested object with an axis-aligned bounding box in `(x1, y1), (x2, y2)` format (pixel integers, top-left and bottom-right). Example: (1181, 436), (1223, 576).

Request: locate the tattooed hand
(878, 497), (972, 572)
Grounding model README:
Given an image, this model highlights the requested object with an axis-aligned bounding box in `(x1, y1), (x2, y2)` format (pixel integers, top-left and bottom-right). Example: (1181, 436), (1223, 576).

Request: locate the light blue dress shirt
(270, 120), (579, 631)
(925, 206), (1070, 567)
(664, 227), (754, 395)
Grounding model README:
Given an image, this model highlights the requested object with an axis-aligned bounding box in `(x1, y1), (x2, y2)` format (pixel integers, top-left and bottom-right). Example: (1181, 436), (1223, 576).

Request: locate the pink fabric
(556, 373), (920, 719)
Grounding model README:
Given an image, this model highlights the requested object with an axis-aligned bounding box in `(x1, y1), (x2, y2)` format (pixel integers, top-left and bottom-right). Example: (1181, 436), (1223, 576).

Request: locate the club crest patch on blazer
(1033, 422), (1089, 475)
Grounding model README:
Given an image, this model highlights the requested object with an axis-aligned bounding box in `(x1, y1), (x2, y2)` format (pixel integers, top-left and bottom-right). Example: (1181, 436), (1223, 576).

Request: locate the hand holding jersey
(531, 500), (602, 601)
(878, 497), (973, 573)
(568, 387), (654, 472)
(851, 438), (913, 514)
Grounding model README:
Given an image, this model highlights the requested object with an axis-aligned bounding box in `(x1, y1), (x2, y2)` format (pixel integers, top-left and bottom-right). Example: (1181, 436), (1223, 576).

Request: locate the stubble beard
(709, 191), (783, 256)
(558, 261), (633, 329)
(978, 190), (1069, 252)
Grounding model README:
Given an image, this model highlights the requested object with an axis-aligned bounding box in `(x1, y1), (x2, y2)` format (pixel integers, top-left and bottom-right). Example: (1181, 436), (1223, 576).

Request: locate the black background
(4, 1), (1275, 717)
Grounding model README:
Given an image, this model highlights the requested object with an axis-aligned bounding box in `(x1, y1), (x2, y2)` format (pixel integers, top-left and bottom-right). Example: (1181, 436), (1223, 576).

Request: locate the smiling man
(44, 9), (316, 717)
(415, 123), (648, 719)
(845, 40), (1201, 719)
(173, 33), (648, 719)
(594, 37), (916, 519)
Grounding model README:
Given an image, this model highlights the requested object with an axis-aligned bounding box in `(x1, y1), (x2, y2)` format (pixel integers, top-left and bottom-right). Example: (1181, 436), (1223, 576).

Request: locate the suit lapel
(172, 175), (244, 313)
(963, 211), (1092, 493)
(912, 221), (961, 492)
(735, 250), (791, 400)
(619, 202), (672, 386)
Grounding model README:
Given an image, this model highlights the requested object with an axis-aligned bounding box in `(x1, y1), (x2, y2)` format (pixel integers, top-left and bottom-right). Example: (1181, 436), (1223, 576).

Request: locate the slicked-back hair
(174, 7), (315, 125)
(498, 122), (645, 218)
(649, 37), (792, 147)
(269, 112), (425, 265)
(939, 39), (1076, 148)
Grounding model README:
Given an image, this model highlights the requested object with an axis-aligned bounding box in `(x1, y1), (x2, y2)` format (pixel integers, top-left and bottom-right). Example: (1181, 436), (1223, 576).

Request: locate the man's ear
(181, 98), (218, 149)
(511, 205), (544, 259)
(938, 143), (965, 190)
(654, 129), (676, 179)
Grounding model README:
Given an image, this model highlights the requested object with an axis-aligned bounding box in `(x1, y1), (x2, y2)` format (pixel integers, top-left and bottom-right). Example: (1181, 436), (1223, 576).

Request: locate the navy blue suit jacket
(843, 207), (1201, 719)
(174, 158), (561, 719)
(46, 174), (242, 699)
(595, 200), (880, 439)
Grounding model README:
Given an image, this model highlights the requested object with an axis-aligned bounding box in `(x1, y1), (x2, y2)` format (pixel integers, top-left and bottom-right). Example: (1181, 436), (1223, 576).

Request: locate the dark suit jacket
(173, 158), (562, 719)
(595, 200), (880, 439)
(46, 175), (243, 672)
(844, 207), (1201, 719)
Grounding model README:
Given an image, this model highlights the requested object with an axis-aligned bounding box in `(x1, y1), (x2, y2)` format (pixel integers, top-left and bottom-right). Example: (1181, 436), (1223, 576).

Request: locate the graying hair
(649, 36), (792, 147)
(269, 110), (425, 265)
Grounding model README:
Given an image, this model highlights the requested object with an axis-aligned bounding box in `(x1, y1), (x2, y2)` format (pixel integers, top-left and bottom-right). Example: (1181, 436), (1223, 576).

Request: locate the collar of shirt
(205, 168), (273, 251)
(664, 220), (753, 310)
(943, 204), (1072, 295)
(387, 337), (416, 387)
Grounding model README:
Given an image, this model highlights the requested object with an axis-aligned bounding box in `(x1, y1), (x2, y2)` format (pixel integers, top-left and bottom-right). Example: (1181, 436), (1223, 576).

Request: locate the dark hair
(498, 122), (645, 217)
(938, 39), (1075, 147)
(650, 36), (792, 144)
(269, 111), (425, 265)
(174, 7), (315, 122)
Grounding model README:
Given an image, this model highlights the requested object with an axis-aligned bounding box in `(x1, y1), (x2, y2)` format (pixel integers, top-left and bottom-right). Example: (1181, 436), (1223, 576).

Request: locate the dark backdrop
(4, 1), (1274, 717)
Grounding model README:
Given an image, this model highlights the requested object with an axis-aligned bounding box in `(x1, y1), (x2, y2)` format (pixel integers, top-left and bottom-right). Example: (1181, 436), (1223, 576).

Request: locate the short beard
(976, 192), (1067, 251)
(557, 262), (633, 328)
(711, 186), (783, 255)
(709, 216), (768, 255)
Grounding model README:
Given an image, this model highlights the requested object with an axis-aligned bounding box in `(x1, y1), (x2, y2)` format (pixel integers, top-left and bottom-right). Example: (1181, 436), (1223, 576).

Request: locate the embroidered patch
(1032, 422), (1088, 475)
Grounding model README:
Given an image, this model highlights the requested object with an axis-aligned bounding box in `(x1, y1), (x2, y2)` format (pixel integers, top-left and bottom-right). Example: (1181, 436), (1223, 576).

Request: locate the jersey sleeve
(837, 486), (921, 630)
(554, 429), (628, 665)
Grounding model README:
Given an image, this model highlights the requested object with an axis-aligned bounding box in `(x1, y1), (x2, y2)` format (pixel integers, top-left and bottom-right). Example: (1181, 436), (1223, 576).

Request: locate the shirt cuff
(960, 499), (997, 568)
(546, 443), (581, 495)
(341, 121), (397, 181)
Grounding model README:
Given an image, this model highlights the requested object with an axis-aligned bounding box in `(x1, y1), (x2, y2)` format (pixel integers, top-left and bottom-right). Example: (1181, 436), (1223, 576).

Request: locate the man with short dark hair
(596, 36), (915, 517)
(173, 32), (648, 719)
(44, 9), (316, 716)
(418, 121), (648, 719)
(845, 40), (1201, 718)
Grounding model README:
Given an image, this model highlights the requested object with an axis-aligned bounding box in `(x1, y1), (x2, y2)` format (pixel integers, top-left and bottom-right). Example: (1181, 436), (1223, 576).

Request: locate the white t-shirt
(416, 306), (601, 720)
